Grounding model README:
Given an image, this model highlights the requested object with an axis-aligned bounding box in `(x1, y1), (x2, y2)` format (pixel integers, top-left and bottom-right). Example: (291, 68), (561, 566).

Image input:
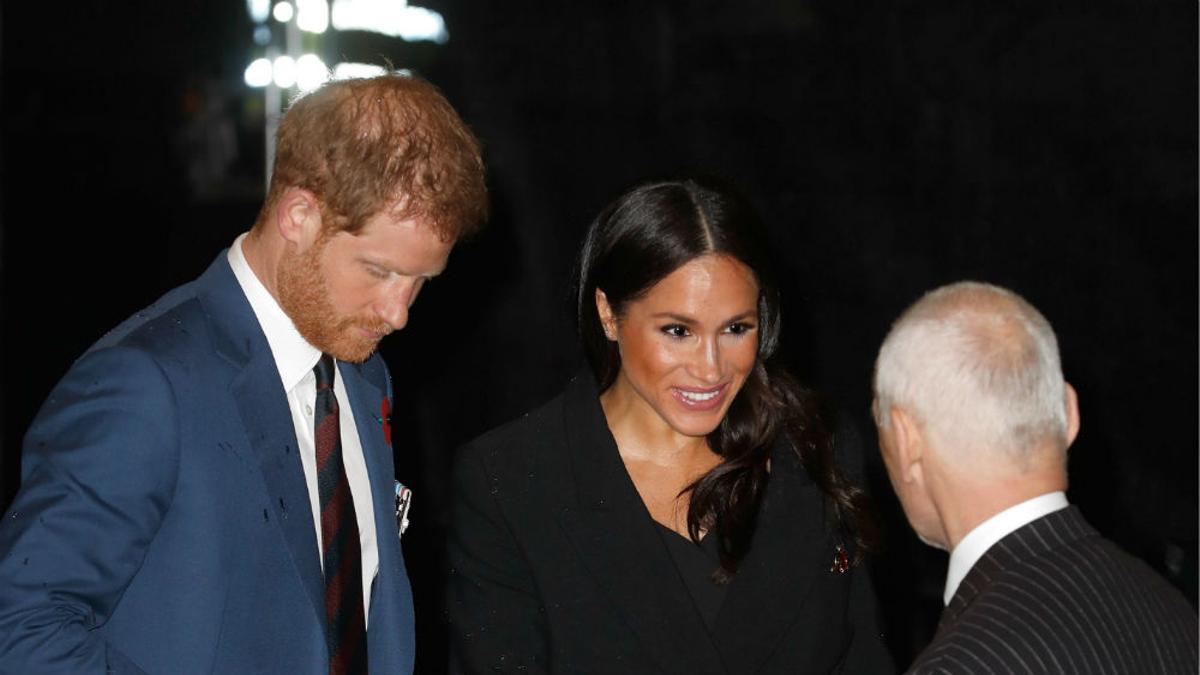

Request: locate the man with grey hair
(873, 281), (1197, 674)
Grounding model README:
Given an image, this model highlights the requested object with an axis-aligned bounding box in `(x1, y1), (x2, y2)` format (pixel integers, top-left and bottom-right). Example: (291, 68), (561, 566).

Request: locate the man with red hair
(0, 73), (487, 674)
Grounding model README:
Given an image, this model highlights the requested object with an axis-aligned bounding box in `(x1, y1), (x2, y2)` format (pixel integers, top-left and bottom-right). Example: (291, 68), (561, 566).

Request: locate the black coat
(909, 506), (1198, 674)
(447, 372), (893, 674)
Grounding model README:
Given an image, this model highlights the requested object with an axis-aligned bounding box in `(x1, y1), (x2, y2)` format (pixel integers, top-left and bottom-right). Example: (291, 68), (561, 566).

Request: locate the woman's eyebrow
(649, 310), (757, 324)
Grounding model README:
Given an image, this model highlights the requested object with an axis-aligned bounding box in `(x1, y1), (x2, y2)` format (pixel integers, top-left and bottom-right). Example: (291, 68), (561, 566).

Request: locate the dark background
(3, 1), (1196, 671)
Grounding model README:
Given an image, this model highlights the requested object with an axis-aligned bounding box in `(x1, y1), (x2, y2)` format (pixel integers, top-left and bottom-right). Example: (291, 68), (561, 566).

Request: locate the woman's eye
(365, 264), (389, 279)
(727, 322), (756, 335)
(661, 324), (690, 338)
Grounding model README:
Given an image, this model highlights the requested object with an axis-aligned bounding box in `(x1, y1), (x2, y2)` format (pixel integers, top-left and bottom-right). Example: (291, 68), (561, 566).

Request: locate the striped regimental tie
(314, 354), (368, 675)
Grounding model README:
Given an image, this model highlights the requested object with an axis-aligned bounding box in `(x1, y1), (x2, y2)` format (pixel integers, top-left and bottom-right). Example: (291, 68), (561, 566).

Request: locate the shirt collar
(944, 491), (1069, 605)
(227, 233), (322, 391)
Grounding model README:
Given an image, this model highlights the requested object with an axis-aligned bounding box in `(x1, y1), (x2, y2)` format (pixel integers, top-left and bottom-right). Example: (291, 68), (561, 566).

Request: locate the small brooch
(394, 481), (411, 537)
(381, 398), (393, 444)
(830, 543), (850, 574)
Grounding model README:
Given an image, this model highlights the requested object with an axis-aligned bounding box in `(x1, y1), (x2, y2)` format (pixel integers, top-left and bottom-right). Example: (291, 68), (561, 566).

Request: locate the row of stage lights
(244, 0), (446, 90)
(244, 58), (400, 91)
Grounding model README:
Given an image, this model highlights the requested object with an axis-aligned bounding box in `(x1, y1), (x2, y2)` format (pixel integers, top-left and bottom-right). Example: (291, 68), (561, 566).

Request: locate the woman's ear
(595, 289), (618, 341)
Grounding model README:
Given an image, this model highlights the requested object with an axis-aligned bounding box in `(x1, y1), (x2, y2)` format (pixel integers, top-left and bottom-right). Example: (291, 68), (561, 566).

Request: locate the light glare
(296, 0), (329, 33)
(331, 0), (449, 43)
(244, 58), (274, 87)
(296, 54), (330, 91)
(332, 62), (389, 80)
(247, 0), (271, 23)
(273, 1), (295, 23)
(273, 55), (297, 88)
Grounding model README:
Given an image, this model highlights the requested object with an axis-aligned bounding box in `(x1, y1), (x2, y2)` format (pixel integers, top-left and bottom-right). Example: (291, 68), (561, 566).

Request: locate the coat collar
(193, 253), (391, 646)
(340, 356), (411, 671)
(556, 372), (724, 675)
(556, 371), (835, 675)
(713, 445), (830, 675)
(938, 505), (1096, 634)
(192, 254), (329, 634)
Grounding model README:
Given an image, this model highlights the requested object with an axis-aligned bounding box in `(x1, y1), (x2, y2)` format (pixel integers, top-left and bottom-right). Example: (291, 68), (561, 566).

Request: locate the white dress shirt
(944, 491), (1069, 605)
(228, 234), (379, 622)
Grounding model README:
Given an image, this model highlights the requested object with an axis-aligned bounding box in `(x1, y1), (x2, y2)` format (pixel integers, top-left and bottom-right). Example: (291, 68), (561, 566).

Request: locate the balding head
(874, 282), (1069, 466)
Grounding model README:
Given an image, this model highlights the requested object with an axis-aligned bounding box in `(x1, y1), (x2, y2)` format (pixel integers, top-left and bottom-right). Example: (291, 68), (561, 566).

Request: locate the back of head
(257, 73), (487, 240)
(575, 177), (781, 390)
(874, 282), (1068, 464)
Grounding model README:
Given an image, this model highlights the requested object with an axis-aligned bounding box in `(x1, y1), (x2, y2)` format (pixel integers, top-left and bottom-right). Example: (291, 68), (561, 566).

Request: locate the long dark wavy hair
(577, 177), (877, 582)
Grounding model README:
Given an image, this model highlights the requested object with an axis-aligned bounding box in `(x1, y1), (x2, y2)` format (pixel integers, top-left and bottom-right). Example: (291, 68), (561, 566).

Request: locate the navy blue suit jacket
(0, 254), (415, 674)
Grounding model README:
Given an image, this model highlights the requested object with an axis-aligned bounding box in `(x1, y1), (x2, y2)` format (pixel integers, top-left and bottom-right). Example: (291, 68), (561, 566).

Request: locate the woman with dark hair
(448, 178), (893, 674)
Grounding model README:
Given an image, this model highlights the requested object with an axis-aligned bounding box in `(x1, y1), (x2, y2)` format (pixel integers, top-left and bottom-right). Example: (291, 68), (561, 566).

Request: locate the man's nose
(375, 279), (418, 331)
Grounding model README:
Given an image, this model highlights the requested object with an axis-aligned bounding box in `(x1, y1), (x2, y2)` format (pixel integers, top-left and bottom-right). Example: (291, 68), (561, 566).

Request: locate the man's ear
(275, 188), (323, 249)
(595, 289), (618, 341)
(1064, 382), (1081, 448)
(889, 405), (926, 486)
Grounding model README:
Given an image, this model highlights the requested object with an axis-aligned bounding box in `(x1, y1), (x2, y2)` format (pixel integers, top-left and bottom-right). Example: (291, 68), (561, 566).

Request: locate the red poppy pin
(830, 543), (850, 574)
(381, 397), (392, 444)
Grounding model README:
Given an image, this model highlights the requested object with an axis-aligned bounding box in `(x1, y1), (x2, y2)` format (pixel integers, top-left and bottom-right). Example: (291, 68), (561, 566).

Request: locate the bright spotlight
(273, 1), (295, 23)
(396, 6), (447, 43)
(244, 58), (274, 87)
(332, 62), (388, 80)
(296, 54), (329, 91)
(247, 0), (271, 23)
(273, 55), (297, 88)
(331, 0), (449, 43)
(297, 0), (329, 33)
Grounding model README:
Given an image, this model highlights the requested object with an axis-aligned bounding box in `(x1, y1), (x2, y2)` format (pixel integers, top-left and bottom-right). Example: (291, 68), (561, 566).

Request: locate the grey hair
(873, 281), (1068, 459)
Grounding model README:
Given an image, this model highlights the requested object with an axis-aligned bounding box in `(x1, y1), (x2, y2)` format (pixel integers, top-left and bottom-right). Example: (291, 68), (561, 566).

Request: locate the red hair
(258, 73), (487, 240)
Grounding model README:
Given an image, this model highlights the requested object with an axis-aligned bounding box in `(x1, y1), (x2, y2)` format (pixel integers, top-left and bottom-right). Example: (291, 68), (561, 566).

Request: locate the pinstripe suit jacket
(907, 506), (1197, 674)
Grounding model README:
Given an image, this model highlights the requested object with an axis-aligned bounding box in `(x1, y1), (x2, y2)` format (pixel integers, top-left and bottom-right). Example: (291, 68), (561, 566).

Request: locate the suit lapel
(937, 557), (989, 635)
(231, 352), (327, 628)
(713, 447), (830, 675)
(339, 360), (390, 545)
(340, 359), (412, 671)
(198, 254), (327, 634)
(339, 359), (395, 580)
(556, 374), (728, 675)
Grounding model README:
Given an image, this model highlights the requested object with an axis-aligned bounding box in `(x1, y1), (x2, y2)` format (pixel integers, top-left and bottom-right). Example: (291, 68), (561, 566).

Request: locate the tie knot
(314, 354), (336, 390)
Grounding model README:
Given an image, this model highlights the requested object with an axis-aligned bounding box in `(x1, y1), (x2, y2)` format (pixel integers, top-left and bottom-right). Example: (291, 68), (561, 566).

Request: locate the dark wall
(3, 1), (1196, 671)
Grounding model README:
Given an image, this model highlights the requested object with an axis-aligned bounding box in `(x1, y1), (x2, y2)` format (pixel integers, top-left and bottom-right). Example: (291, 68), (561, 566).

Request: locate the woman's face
(598, 253), (760, 438)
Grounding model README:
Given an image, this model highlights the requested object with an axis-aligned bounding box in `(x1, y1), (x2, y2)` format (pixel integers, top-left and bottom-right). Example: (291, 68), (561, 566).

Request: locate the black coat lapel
(555, 374), (729, 675)
(713, 447), (830, 675)
(199, 255), (327, 634)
